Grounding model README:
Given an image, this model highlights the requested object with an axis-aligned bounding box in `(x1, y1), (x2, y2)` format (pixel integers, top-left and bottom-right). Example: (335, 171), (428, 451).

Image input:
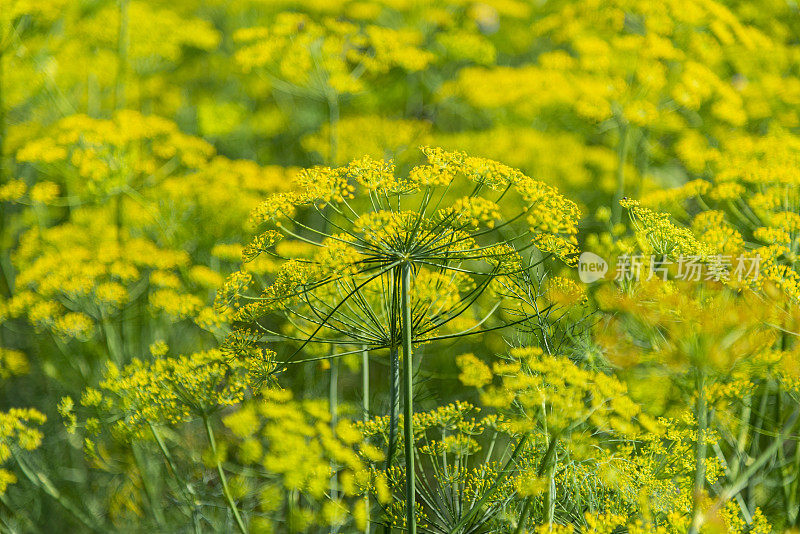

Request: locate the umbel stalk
(401, 262), (416, 534)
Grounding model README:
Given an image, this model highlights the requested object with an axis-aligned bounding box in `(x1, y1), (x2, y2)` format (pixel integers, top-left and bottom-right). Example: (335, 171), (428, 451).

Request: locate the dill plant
(586, 200), (800, 532)
(5, 0), (800, 531)
(219, 146), (580, 532)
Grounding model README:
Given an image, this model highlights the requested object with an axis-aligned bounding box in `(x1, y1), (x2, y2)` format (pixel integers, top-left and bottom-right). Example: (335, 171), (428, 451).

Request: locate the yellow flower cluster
(72, 348), (273, 439)
(472, 346), (658, 438)
(16, 111), (214, 197)
(621, 198), (711, 258)
(0, 408), (46, 495)
(223, 389), (387, 532)
(0, 348), (29, 379)
(5, 221), (210, 339)
(234, 13), (433, 95)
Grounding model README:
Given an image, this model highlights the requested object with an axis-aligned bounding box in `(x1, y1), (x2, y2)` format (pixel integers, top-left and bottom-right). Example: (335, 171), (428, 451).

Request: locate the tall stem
(362, 345), (371, 534)
(149, 423), (202, 533)
(513, 498), (532, 534)
(327, 91), (339, 165)
(689, 371), (707, 534)
(115, 0), (128, 111)
(386, 346), (400, 470)
(513, 434), (558, 534)
(0, 24), (5, 188)
(611, 120), (630, 226)
(401, 263), (416, 534)
(450, 434), (530, 533)
(384, 344), (399, 534)
(330, 355), (339, 503)
(203, 416), (247, 534)
(362, 346), (370, 420)
(12, 451), (98, 531)
(545, 459), (556, 527)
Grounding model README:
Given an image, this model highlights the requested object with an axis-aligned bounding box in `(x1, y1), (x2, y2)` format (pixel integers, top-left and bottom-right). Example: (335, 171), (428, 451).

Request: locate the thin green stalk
(131, 444), (166, 527)
(791, 440), (800, 526)
(731, 391), (752, 480)
(327, 91), (339, 165)
(775, 388), (794, 525)
(449, 434), (530, 534)
(0, 24), (5, 188)
(401, 263), (416, 534)
(362, 346), (370, 420)
(384, 344), (399, 534)
(12, 451), (98, 531)
(746, 383), (771, 511)
(115, 0), (129, 110)
(705, 406), (799, 525)
(0, 491), (41, 533)
(203, 416), (247, 534)
(611, 120), (631, 226)
(545, 458), (556, 527)
(330, 354), (339, 504)
(513, 498), (532, 534)
(149, 423), (202, 534)
(511, 432), (560, 534)
(363, 345), (371, 534)
(689, 371), (707, 534)
(386, 345), (400, 466)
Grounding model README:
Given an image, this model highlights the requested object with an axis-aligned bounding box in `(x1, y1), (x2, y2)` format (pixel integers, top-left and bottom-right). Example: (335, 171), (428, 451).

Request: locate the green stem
(386, 345), (400, 470)
(542, 436), (560, 527)
(131, 444), (166, 527)
(203, 416), (247, 534)
(384, 344), (399, 534)
(12, 451), (98, 531)
(362, 345), (371, 534)
(0, 24), (5, 188)
(149, 424), (202, 533)
(330, 354), (339, 503)
(513, 498), (532, 534)
(689, 371), (707, 534)
(791, 438), (800, 526)
(706, 407), (799, 525)
(327, 91), (339, 165)
(611, 120), (631, 226)
(746, 383), (771, 511)
(362, 346), (370, 421)
(450, 434), (530, 534)
(545, 459), (556, 527)
(514, 436), (559, 534)
(115, 0), (128, 110)
(401, 263), (416, 534)
(731, 391), (752, 480)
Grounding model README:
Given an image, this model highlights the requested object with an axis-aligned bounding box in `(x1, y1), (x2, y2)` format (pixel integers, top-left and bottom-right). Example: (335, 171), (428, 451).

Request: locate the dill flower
(0, 348), (29, 378)
(225, 147), (580, 361)
(74, 348), (274, 440)
(219, 147), (580, 533)
(0, 408), (46, 495)
(620, 199), (711, 258)
(222, 389), (386, 532)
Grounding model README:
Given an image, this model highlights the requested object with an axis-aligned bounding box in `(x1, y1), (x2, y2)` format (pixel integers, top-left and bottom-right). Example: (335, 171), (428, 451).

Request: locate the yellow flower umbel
(227, 147), (580, 354)
(218, 146), (580, 534)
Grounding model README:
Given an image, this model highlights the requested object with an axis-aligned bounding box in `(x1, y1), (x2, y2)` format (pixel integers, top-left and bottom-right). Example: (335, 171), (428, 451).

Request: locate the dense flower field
(2, 0), (800, 532)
